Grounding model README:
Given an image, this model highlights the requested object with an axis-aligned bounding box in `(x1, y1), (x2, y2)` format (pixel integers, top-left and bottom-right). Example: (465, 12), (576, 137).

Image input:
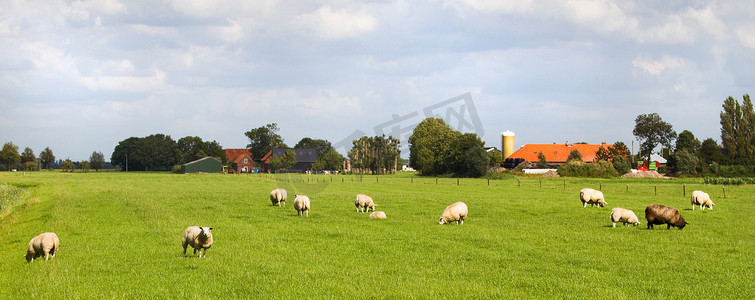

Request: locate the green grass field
(0, 172), (753, 298)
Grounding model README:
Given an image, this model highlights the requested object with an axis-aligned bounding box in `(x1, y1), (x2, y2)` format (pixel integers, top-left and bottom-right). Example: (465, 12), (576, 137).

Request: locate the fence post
(626, 184), (629, 193)
(563, 181), (566, 190)
(683, 184), (686, 197)
(539, 179), (542, 188)
(599, 181), (602, 191)
(377, 177), (379, 184)
(411, 177), (413, 184)
(723, 187), (726, 198)
(457, 178), (460, 186)
(654, 185), (657, 196)
(488, 178), (490, 186)
(436, 177), (438, 185)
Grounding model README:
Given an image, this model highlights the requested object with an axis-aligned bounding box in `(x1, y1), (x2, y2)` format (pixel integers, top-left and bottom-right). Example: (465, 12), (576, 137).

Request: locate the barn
(260, 148), (318, 173)
(181, 157), (222, 174)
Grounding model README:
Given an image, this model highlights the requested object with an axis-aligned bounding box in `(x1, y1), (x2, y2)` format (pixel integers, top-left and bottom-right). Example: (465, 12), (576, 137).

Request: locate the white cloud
(632, 55), (685, 76)
(72, 0), (127, 15)
(450, 0), (534, 14)
(294, 6), (377, 40)
(216, 19), (245, 43)
(81, 67), (166, 91)
(736, 25), (755, 49)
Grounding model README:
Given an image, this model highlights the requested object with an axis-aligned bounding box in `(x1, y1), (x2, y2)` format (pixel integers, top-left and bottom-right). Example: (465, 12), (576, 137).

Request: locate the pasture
(0, 172), (752, 298)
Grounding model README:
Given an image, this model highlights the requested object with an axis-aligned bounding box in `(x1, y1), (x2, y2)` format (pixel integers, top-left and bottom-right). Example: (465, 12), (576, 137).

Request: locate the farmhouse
(506, 142), (609, 166)
(181, 157), (222, 173)
(260, 148), (318, 173)
(224, 148), (255, 173)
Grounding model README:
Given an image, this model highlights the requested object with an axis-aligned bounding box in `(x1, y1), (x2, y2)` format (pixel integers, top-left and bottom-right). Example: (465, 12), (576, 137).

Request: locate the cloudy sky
(2, 0), (754, 161)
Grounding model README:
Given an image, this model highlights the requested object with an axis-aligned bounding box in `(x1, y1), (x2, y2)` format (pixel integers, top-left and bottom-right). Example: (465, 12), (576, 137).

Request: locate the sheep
(25, 232), (59, 262)
(691, 190), (715, 211)
(610, 207), (640, 227)
(355, 194), (377, 212)
(579, 188), (607, 208)
(439, 202), (468, 225)
(270, 188), (287, 207)
(182, 226), (213, 258)
(369, 211), (387, 219)
(645, 204), (687, 230)
(293, 195), (310, 217)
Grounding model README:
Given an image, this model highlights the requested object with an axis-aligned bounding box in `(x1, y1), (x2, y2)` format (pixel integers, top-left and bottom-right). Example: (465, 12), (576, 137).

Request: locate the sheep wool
(369, 211), (387, 219)
(610, 207), (640, 227)
(691, 190), (714, 211)
(355, 194), (377, 213)
(270, 188), (288, 207)
(579, 188), (607, 208)
(293, 195), (311, 217)
(439, 202), (468, 225)
(182, 226), (213, 258)
(645, 204), (687, 230)
(26, 232), (59, 262)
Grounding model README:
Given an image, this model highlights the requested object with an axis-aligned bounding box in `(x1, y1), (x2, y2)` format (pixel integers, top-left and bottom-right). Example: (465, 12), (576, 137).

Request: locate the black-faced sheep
(645, 204), (687, 230)
(439, 202), (468, 225)
(182, 226), (213, 257)
(26, 232), (59, 262)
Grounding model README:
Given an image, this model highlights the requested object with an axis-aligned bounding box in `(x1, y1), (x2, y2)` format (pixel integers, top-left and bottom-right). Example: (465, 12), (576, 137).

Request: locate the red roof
(224, 149), (253, 162)
(508, 144), (608, 162)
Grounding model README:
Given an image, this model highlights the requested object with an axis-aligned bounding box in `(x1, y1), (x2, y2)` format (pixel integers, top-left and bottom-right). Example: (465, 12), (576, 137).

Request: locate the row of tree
(111, 134), (225, 171)
(0, 143), (107, 172)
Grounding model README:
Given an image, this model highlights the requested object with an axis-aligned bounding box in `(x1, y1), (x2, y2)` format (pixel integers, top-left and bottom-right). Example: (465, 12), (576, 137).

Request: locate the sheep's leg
(45, 252), (49, 261)
(306, 210), (309, 217)
(612, 222), (616, 228)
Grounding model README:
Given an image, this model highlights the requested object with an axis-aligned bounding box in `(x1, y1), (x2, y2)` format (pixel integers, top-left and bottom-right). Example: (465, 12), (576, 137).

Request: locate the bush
(708, 164), (755, 177)
(172, 164), (183, 174)
(611, 155), (631, 175)
(557, 161), (618, 178)
(703, 177), (755, 185)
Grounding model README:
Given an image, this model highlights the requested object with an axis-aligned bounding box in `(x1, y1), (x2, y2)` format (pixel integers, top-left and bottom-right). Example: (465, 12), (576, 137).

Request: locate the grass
(0, 172), (752, 298)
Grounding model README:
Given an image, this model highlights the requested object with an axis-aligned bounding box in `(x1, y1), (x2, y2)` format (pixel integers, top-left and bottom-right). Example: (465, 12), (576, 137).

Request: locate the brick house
(224, 149), (255, 173)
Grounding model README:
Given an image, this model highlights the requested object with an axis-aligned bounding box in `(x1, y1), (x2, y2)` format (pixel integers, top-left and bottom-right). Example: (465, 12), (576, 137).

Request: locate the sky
(1, 0), (754, 162)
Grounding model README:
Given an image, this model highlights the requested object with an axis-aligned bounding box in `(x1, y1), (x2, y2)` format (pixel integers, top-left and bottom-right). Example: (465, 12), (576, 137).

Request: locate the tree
(700, 138), (724, 164)
(268, 154), (282, 173)
(312, 148), (345, 172)
(612, 155), (631, 175)
(40, 147), (55, 170)
(245, 123), (286, 161)
(675, 149), (699, 175)
(21, 147), (35, 165)
(80, 161), (91, 173)
(177, 136), (226, 164)
(536, 151), (547, 168)
(24, 161), (37, 171)
(448, 133), (489, 177)
(280, 149), (297, 170)
(487, 148), (502, 168)
(90, 151), (105, 172)
(349, 135), (401, 174)
(111, 137), (140, 171)
(0, 142), (20, 170)
(567, 149), (583, 162)
(633, 113), (677, 164)
(62, 158), (75, 172)
(408, 118), (456, 175)
(295, 138), (333, 156)
(676, 130), (701, 154)
(720, 94), (754, 162)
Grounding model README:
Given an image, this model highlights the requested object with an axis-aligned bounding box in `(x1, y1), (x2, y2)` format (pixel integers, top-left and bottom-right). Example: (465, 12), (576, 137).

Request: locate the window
(244, 158), (248, 164)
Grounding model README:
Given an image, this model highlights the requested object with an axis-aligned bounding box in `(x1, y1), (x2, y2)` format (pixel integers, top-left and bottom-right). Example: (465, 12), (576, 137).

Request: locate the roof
(182, 156), (221, 166)
(508, 143), (608, 162)
(650, 154), (667, 164)
(225, 149), (252, 162)
(261, 148), (318, 163)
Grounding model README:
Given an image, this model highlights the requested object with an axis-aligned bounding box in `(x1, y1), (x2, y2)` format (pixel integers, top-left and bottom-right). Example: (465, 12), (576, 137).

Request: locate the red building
(224, 149), (255, 173)
(508, 142), (609, 165)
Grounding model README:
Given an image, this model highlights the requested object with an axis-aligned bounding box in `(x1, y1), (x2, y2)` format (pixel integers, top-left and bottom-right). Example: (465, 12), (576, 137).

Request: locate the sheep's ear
(209, 227), (213, 230)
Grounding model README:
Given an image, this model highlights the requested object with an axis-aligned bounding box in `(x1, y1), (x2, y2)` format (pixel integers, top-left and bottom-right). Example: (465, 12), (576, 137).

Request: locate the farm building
(181, 157), (222, 173)
(506, 142), (609, 166)
(224, 148), (255, 173)
(260, 148), (318, 173)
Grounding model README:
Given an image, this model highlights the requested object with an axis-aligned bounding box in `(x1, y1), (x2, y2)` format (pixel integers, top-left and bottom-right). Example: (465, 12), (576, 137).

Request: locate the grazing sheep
(645, 204), (687, 230)
(270, 188), (287, 207)
(580, 188), (607, 208)
(25, 232), (59, 262)
(293, 195), (310, 217)
(355, 194), (377, 212)
(610, 208), (640, 227)
(182, 226), (213, 258)
(439, 202), (468, 225)
(369, 211), (387, 219)
(691, 190), (715, 211)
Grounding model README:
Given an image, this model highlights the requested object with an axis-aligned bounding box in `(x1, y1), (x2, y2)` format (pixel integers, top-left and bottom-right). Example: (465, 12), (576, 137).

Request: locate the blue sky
(2, 0), (754, 161)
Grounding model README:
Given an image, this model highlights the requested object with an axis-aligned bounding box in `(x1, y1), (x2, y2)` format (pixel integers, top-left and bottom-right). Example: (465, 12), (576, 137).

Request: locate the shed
(181, 157), (222, 174)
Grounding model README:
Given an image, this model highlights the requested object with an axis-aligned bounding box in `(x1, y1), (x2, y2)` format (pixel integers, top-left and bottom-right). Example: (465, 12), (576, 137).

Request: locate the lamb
(369, 211), (387, 219)
(270, 188), (287, 207)
(645, 204), (687, 230)
(25, 232), (59, 262)
(438, 202), (468, 225)
(610, 207), (640, 227)
(182, 226), (213, 258)
(579, 188), (607, 208)
(691, 190), (715, 210)
(293, 195), (310, 217)
(355, 194), (377, 212)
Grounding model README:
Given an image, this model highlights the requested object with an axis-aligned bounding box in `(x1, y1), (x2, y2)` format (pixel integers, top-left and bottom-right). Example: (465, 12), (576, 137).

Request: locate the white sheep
(610, 207), (640, 227)
(439, 202), (468, 225)
(369, 211), (387, 219)
(26, 232), (59, 262)
(691, 190), (715, 210)
(270, 188), (287, 207)
(355, 194), (377, 212)
(294, 195), (310, 217)
(182, 226), (213, 258)
(580, 188), (607, 208)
